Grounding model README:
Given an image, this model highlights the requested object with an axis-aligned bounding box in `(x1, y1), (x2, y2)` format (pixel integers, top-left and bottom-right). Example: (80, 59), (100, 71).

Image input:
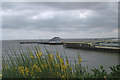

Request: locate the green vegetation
(2, 46), (120, 79)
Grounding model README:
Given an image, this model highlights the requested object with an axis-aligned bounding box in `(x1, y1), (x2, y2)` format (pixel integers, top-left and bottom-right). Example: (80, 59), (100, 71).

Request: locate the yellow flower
(25, 67), (29, 75)
(64, 65), (67, 69)
(37, 68), (41, 72)
(33, 64), (37, 68)
(36, 52), (42, 59)
(50, 67), (52, 71)
(15, 67), (17, 70)
(62, 75), (65, 78)
(35, 67), (41, 72)
(36, 49), (39, 54)
(61, 64), (67, 71)
(45, 63), (47, 68)
(66, 61), (69, 66)
(29, 52), (34, 59)
(79, 58), (82, 64)
(0, 74), (2, 77)
(31, 55), (34, 59)
(50, 54), (53, 58)
(69, 67), (72, 71)
(40, 52), (42, 56)
(57, 55), (60, 58)
(60, 58), (64, 65)
(41, 64), (44, 69)
(18, 66), (25, 77)
(49, 54), (53, 61)
(57, 52), (60, 58)
(18, 66), (23, 71)
(36, 53), (40, 59)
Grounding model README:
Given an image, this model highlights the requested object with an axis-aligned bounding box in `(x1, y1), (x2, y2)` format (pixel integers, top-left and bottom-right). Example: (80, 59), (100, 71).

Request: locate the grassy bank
(2, 46), (120, 79)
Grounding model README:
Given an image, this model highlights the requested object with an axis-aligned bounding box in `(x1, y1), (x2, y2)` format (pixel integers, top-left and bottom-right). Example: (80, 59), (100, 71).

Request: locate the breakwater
(63, 41), (120, 53)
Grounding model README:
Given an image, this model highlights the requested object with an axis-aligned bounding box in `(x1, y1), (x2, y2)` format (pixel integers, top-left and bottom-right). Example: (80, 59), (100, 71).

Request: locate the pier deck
(63, 41), (120, 53)
(20, 42), (63, 45)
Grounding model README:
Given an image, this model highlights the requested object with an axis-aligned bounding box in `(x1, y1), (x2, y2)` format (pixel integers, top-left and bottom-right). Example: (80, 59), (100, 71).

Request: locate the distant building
(95, 39), (120, 49)
(49, 37), (64, 43)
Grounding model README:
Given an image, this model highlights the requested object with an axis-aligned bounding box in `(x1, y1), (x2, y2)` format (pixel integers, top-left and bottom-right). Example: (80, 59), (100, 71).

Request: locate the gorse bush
(2, 46), (120, 79)
(2, 46), (76, 78)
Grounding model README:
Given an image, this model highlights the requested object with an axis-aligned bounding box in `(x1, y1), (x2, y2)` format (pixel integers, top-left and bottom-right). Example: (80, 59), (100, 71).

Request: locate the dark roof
(52, 37), (61, 40)
(50, 37), (62, 41)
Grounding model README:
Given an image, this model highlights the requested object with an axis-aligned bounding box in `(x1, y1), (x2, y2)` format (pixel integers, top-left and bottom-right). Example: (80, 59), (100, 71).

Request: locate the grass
(2, 46), (120, 79)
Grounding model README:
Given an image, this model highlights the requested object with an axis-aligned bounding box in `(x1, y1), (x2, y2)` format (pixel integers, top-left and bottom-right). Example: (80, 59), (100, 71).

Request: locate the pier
(20, 42), (63, 45)
(63, 41), (120, 53)
(19, 38), (120, 53)
(63, 42), (94, 49)
(20, 37), (64, 45)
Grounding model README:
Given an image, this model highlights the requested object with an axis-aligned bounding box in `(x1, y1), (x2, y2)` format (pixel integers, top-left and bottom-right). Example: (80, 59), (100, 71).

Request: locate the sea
(1, 39), (119, 73)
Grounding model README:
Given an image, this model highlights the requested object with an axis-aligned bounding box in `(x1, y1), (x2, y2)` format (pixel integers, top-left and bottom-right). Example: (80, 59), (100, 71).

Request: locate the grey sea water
(2, 39), (119, 73)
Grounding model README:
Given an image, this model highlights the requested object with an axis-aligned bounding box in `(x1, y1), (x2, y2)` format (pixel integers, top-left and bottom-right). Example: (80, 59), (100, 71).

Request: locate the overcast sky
(2, 2), (118, 40)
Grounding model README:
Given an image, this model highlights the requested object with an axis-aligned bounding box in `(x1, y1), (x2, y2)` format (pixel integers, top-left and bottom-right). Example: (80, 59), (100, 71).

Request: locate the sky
(2, 2), (118, 40)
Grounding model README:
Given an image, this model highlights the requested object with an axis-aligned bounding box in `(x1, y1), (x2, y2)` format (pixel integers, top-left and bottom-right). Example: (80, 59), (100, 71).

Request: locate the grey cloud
(2, 2), (118, 39)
